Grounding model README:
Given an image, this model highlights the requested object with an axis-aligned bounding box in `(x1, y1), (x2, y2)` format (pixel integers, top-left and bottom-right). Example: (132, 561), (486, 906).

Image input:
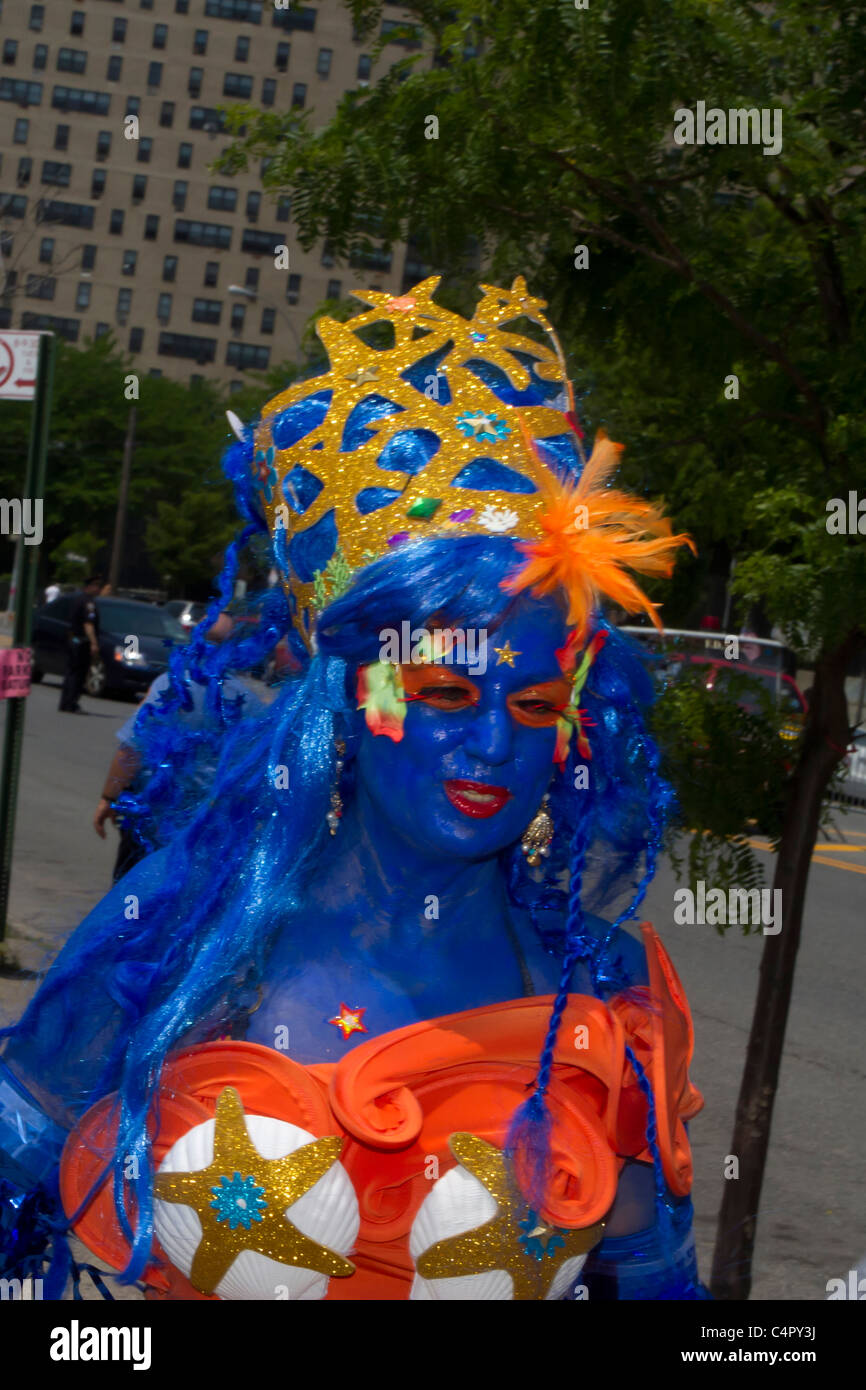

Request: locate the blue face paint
(354, 595), (570, 866)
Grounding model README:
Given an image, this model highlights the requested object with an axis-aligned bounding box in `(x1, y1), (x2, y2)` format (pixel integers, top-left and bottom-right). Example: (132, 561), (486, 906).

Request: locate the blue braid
(624, 1044), (677, 1263)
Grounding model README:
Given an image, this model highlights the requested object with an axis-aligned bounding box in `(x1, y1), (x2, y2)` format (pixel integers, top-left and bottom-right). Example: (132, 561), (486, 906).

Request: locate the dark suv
(31, 595), (188, 698)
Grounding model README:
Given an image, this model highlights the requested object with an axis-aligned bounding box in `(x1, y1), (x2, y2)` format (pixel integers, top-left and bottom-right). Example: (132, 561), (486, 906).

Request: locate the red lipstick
(444, 779), (512, 819)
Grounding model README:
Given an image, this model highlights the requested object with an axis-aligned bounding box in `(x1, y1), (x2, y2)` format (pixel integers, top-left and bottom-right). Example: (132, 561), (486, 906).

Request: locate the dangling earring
(326, 738), (346, 835)
(521, 793), (554, 867)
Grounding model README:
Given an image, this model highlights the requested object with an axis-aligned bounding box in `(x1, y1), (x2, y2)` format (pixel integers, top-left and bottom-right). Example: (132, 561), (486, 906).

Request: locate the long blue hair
(1, 427), (673, 1282)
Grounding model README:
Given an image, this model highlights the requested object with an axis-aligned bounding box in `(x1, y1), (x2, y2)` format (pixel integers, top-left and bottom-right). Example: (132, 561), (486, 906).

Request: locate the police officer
(59, 574), (102, 714)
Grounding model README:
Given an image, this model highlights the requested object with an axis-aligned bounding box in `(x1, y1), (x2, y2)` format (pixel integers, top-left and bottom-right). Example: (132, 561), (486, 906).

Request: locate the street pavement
(0, 675), (863, 1301)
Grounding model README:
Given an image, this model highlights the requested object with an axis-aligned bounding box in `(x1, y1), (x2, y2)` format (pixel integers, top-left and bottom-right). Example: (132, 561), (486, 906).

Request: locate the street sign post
(0, 332), (56, 945)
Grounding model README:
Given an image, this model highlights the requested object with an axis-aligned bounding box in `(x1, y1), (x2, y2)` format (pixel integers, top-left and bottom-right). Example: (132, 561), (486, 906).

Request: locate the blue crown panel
(450, 457), (538, 493)
(281, 464), (323, 516)
(535, 433), (583, 478)
(400, 343), (453, 404)
(464, 354), (561, 408)
(271, 391), (333, 449)
(355, 486), (404, 515)
(376, 428), (440, 476)
(288, 507), (338, 581)
(341, 395), (405, 452)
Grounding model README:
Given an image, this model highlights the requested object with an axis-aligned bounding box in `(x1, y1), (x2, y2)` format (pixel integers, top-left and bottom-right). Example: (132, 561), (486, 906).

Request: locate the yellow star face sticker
(493, 641), (521, 667)
(415, 1133), (605, 1301)
(153, 1086), (355, 1296)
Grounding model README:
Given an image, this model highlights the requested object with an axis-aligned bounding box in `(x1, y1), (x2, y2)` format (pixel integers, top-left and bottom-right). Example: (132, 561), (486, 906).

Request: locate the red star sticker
(328, 1002), (368, 1039)
(384, 295), (417, 313)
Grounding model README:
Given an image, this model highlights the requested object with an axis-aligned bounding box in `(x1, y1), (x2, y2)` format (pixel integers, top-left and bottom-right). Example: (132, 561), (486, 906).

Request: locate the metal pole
(0, 333), (56, 943)
(108, 404), (136, 592)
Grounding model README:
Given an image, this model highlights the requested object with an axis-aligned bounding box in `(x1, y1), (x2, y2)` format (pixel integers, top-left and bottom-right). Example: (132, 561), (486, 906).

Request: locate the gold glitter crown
(250, 276), (585, 645)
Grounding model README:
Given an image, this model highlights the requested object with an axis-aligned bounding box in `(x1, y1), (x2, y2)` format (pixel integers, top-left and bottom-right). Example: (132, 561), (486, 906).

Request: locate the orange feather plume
(503, 425), (695, 639)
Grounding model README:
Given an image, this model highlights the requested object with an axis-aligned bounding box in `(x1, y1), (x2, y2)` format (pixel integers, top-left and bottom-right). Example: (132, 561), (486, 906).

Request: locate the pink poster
(0, 648), (32, 698)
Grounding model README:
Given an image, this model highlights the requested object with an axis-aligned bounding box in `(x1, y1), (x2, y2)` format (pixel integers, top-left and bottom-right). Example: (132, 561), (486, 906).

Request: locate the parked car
(31, 595), (188, 698)
(163, 599), (208, 631)
(834, 729), (866, 808)
(619, 627), (808, 741)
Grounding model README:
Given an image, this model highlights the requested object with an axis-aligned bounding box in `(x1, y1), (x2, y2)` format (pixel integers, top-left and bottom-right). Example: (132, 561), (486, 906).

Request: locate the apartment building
(0, 0), (428, 386)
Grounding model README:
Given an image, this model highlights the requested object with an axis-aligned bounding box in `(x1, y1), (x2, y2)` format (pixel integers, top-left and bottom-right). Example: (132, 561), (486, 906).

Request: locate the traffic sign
(0, 332), (43, 400)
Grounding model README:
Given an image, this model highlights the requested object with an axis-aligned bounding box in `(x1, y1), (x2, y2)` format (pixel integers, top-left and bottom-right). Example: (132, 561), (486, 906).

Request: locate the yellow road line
(812, 855), (866, 876)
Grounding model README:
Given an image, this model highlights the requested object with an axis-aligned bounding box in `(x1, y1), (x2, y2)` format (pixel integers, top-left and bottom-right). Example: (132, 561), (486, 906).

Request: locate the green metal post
(0, 333), (56, 942)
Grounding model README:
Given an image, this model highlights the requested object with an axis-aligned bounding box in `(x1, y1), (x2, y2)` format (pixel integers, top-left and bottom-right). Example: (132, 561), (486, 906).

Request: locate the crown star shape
(414, 1133), (605, 1300)
(152, 1086), (355, 1296)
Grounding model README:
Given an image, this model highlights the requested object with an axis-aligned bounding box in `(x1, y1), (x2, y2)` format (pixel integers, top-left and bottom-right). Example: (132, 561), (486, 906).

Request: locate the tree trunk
(710, 627), (862, 1299)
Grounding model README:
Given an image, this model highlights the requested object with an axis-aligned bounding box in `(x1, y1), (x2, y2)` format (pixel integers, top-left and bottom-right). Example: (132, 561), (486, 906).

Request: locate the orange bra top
(60, 923), (702, 1299)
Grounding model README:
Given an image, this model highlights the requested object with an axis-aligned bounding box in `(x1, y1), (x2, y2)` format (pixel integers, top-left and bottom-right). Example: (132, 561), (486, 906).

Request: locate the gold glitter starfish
(153, 1086), (355, 1296)
(415, 1133), (605, 1300)
(493, 641), (521, 667)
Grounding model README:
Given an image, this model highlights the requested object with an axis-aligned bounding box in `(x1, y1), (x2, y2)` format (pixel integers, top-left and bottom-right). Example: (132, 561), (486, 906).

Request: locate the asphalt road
(1, 675), (864, 1301)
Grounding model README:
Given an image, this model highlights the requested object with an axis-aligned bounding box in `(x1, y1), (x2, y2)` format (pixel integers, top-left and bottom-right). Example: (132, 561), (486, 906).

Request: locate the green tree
(218, 0), (866, 1296)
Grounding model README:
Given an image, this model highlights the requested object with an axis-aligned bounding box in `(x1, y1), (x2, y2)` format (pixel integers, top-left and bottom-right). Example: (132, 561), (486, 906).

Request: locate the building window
(132, 174), (147, 201)
(226, 342), (270, 370)
(175, 0), (189, 12)
(275, 41), (289, 71)
(230, 302), (245, 332)
(157, 292), (172, 323)
(140, 0), (154, 9)
(38, 236), (54, 263)
(148, 367), (162, 377)
(241, 227), (274, 255)
(0, 77), (42, 103)
(0, 195), (28, 218)
(107, 55), (122, 82)
(122, 249), (137, 276)
(81, 244), (96, 270)
(173, 180), (188, 211)
(381, 18), (422, 48)
(317, 48), (332, 77)
(357, 54), (371, 81)
(17, 156), (32, 186)
(147, 62), (163, 89)
(158, 331), (216, 363)
(189, 107), (225, 132)
(235, 35), (250, 61)
(29, 5), (44, 32)
(3, 40), (18, 65)
(36, 198), (94, 228)
(137, 138), (153, 164)
(117, 288), (132, 319)
(244, 267), (259, 289)
(94, 323), (110, 338)
(205, 0), (262, 22)
(54, 123), (69, 150)
(192, 297), (222, 324)
(326, 279), (342, 300)
(274, 7), (316, 33)
(75, 281), (90, 310)
(70, 11), (85, 37)
(177, 142), (192, 169)
(26, 273), (55, 300)
(160, 101), (175, 128)
(208, 186), (237, 212)
(174, 219), (232, 250)
(276, 196), (290, 223)
(13, 118), (28, 144)
(286, 272), (301, 305)
(96, 130), (111, 160)
(41, 160), (71, 187)
(223, 73), (253, 99)
(321, 240), (335, 267)
(53, 87), (111, 115)
(245, 191), (261, 222)
(90, 169), (106, 198)
(162, 255), (177, 282)
(57, 48), (88, 75)
(109, 208), (124, 235)
(261, 77), (276, 106)
(126, 96), (140, 115)
(204, 262), (218, 287)
(291, 83), (306, 109)
(129, 327), (144, 353)
(193, 30), (208, 56)
(144, 214), (159, 240)
(32, 46), (47, 71)
(113, 17), (127, 43)
(153, 24), (168, 50)
(21, 312), (79, 342)
(260, 307), (275, 334)
(188, 67), (203, 97)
